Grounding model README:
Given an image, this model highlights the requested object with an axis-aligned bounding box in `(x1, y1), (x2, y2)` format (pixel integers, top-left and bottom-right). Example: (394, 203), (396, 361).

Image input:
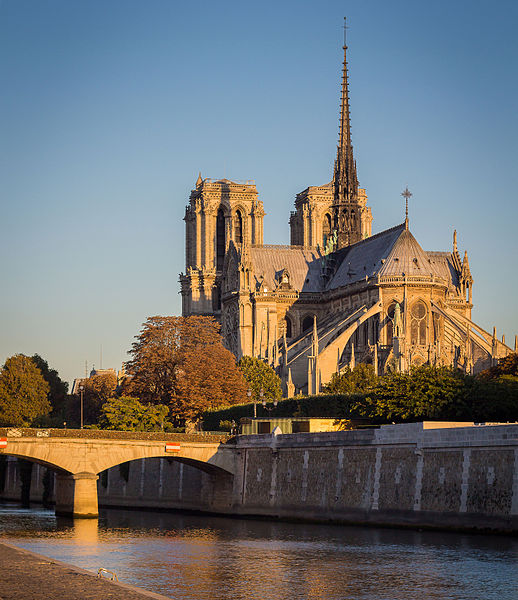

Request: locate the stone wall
(232, 422), (518, 532)
(2, 423), (517, 533)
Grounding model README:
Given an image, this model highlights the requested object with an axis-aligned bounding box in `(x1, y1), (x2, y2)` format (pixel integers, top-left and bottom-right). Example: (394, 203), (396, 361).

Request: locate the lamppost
(79, 385), (84, 429)
(260, 388), (278, 413)
(247, 388), (255, 418)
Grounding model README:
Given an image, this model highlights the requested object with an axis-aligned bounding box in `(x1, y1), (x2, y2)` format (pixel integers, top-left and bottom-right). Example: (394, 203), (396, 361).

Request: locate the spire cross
(401, 186), (412, 225)
(343, 16), (348, 46)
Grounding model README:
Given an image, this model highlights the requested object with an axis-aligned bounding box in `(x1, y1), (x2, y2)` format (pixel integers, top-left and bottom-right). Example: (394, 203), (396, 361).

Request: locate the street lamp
(261, 389), (278, 412)
(247, 389), (255, 418)
(79, 385), (84, 429)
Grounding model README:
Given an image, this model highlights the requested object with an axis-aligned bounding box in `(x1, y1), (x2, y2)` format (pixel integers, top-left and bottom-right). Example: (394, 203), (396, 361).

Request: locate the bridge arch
(0, 430), (235, 518)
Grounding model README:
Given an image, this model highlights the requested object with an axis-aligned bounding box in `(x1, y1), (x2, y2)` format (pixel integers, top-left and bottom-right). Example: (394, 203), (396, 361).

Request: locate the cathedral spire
(333, 17), (359, 207)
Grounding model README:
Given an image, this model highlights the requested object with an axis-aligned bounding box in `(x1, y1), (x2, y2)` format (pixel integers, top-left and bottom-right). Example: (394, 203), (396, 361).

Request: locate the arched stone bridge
(0, 428), (235, 518)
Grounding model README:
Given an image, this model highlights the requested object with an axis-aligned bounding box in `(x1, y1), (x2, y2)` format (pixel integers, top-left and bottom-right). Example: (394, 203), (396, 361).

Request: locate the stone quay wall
(232, 422), (518, 533)
(1, 423), (517, 533)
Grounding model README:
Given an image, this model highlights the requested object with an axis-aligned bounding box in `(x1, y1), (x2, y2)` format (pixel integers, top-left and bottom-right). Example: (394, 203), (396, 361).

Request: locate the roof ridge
(344, 221), (406, 250)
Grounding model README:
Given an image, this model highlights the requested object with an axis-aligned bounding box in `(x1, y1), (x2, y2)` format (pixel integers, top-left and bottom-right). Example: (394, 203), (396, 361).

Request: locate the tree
(98, 397), (170, 431)
(0, 355), (51, 426)
(175, 344), (248, 421)
(127, 315), (247, 422)
(31, 354), (68, 425)
(478, 352), (518, 380)
(374, 365), (472, 421)
(81, 372), (118, 424)
(323, 364), (377, 395)
(237, 356), (282, 402)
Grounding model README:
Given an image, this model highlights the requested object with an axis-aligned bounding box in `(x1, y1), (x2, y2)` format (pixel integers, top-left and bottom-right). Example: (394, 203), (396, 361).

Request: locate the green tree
(323, 363), (377, 395)
(98, 397), (170, 431)
(478, 352), (518, 380)
(0, 355), (51, 426)
(237, 356), (282, 403)
(374, 365), (472, 421)
(31, 354), (68, 426)
(127, 315), (247, 423)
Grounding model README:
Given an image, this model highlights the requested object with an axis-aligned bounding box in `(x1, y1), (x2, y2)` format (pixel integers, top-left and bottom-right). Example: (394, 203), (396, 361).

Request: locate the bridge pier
(55, 473), (99, 519)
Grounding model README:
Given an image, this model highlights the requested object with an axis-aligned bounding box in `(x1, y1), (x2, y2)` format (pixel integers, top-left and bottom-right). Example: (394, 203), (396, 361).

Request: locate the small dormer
(276, 268), (292, 290)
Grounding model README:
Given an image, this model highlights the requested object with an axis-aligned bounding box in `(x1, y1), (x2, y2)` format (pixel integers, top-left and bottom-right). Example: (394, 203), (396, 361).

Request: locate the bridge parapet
(0, 429), (236, 518)
(0, 428), (230, 443)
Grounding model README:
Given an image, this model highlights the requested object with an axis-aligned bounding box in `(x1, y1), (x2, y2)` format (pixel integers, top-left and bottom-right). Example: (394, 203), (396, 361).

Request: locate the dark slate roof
(246, 224), (459, 295)
(426, 251), (461, 289)
(249, 245), (324, 292)
(326, 224), (448, 290)
(326, 224), (405, 289)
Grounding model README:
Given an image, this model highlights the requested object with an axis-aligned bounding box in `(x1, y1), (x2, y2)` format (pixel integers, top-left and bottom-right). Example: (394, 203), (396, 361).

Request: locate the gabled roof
(243, 224), (458, 296)
(248, 245), (323, 293)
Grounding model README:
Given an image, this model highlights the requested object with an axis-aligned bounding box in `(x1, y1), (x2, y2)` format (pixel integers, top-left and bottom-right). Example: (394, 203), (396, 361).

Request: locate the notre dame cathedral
(180, 34), (514, 395)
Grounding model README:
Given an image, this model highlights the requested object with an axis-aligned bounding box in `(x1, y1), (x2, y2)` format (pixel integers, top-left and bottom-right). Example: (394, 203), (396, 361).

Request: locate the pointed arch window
(301, 316), (313, 333)
(386, 303), (396, 346)
(410, 301), (427, 346)
(285, 316), (292, 339)
(216, 208), (226, 271)
(323, 213), (332, 246)
(234, 210), (243, 245)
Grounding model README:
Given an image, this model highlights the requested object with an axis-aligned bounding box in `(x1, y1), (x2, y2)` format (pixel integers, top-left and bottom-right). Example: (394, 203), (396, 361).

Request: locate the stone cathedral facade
(180, 38), (513, 395)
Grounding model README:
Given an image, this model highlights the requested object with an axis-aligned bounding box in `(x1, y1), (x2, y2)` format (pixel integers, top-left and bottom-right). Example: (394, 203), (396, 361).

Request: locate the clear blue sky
(1, 0), (517, 386)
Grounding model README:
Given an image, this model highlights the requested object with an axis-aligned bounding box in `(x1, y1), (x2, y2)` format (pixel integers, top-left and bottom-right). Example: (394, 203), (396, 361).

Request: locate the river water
(0, 503), (516, 600)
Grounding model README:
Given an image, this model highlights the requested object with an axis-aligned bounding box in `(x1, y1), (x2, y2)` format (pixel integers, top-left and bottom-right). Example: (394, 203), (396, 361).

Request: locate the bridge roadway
(0, 428), (234, 518)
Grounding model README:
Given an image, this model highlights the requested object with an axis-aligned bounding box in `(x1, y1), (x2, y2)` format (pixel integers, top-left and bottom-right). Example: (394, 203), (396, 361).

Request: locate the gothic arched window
(386, 303), (396, 346)
(301, 316), (313, 333)
(285, 316), (292, 339)
(216, 208), (226, 271)
(410, 301), (427, 346)
(234, 210), (243, 245)
(323, 213), (332, 246)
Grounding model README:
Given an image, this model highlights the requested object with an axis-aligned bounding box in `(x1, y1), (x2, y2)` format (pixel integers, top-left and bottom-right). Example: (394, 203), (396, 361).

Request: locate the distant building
(180, 30), (514, 395)
(71, 366), (127, 395)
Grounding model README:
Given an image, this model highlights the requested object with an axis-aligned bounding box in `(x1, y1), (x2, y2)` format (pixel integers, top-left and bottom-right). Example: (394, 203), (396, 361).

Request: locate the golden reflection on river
(0, 504), (517, 600)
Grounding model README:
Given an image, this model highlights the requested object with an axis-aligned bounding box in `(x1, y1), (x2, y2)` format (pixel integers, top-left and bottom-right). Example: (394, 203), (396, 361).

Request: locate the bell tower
(180, 174), (264, 319)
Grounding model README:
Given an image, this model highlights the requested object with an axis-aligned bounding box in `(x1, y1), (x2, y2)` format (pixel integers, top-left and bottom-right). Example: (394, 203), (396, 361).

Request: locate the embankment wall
(2, 423), (517, 533)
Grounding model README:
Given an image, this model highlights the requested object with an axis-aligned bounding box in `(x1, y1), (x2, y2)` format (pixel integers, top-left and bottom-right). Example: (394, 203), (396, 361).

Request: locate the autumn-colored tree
(323, 364), (377, 395)
(0, 355), (51, 426)
(81, 372), (118, 424)
(176, 344), (248, 421)
(237, 356), (282, 402)
(98, 397), (170, 431)
(127, 315), (247, 422)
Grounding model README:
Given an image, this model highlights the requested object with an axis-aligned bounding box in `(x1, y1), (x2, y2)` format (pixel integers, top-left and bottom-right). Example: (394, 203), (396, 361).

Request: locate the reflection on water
(0, 502), (517, 600)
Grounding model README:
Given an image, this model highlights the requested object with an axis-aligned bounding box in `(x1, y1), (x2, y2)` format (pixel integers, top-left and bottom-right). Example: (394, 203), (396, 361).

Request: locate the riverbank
(0, 541), (172, 600)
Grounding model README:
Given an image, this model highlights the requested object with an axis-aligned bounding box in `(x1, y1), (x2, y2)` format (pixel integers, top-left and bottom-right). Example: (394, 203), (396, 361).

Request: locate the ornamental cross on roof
(401, 186), (412, 228)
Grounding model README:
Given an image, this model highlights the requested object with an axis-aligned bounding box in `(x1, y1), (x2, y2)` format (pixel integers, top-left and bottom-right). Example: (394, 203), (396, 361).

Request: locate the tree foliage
(81, 372), (118, 424)
(374, 365), (472, 421)
(237, 356), (282, 402)
(478, 352), (518, 380)
(126, 315), (247, 422)
(203, 362), (518, 427)
(323, 364), (377, 395)
(98, 396), (170, 431)
(0, 355), (51, 426)
(31, 354), (68, 424)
